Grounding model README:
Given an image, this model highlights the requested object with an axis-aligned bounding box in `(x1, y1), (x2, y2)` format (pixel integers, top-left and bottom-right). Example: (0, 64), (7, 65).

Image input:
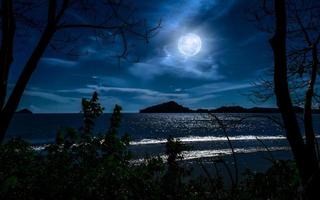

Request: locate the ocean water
(6, 113), (320, 161)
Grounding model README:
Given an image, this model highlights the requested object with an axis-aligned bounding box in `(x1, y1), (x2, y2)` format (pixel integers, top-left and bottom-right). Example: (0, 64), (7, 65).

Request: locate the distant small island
(16, 108), (33, 114)
(139, 101), (320, 113)
(140, 101), (192, 113)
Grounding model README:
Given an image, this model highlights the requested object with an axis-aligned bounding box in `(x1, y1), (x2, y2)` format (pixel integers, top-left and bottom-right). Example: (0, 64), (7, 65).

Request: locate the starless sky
(12, 0), (275, 113)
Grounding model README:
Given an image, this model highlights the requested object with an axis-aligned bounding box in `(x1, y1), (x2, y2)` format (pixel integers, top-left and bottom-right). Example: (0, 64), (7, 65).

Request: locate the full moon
(178, 33), (202, 57)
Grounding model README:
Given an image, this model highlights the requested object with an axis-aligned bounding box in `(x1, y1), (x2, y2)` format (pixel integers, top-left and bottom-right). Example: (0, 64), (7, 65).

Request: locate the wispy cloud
(57, 84), (188, 100)
(23, 87), (127, 113)
(41, 57), (78, 68)
(93, 76), (129, 87)
(187, 82), (252, 96)
(24, 90), (79, 104)
(86, 85), (188, 98)
(180, 94), (217, 105)
(129, 54), (223, 80)
(58, 88), (96, 94)
(161, 0), (236, 29)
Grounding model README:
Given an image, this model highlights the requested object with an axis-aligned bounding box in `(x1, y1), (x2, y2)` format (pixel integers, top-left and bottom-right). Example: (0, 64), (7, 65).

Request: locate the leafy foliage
(239, 160), (301, 200)
(81, 91), (104, 136)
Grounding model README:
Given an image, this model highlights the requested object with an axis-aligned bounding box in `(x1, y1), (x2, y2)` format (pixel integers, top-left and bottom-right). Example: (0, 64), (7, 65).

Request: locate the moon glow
(178, 33), (202, 57)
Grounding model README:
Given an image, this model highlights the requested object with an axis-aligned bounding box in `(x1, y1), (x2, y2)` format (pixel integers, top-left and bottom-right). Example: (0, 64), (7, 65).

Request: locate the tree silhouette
(252, 0), (320, 198)
(0, 0), (160, 143)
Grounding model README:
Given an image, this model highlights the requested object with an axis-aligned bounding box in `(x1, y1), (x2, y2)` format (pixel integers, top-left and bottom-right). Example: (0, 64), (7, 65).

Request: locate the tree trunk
(271, 0), (319, 198)
(304, 45), (319, 161)
(0, 26), (55, 143)
(0, 0), (15, 109)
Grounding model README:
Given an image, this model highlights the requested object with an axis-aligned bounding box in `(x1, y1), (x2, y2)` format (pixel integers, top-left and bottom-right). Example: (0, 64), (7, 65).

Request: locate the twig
(206, 112), (239, 187)
(255, 136), (276, 162)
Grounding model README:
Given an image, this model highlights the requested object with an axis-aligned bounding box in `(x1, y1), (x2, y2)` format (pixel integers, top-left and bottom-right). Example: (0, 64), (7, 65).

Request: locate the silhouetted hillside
(139, 101), (192, 113)
(139, 102), (320, 113)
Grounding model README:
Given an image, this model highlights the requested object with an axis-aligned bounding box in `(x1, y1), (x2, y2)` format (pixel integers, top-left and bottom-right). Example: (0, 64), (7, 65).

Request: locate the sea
(7, 113), (320, 161)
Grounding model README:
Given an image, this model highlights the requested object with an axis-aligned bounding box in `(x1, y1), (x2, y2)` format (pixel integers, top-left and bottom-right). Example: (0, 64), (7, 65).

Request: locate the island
(16, 108), (33, 114)
(139, 101), (320, 113)
(139, 101), (192, 113)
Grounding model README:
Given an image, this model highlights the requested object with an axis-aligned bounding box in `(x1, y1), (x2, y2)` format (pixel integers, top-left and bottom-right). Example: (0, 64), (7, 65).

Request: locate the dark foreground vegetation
(0, 93), (301, 200)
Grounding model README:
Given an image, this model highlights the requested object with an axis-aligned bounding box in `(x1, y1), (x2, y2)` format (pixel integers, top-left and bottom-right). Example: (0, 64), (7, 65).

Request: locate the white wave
(130, 135), (287, 146)
(31, 144), (50, 151)
(181, 146), (289, 160)
(131, 146), (290, 163)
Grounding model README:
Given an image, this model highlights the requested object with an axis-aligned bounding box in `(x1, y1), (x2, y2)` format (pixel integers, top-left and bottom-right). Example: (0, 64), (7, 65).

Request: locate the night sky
(13, 0), (275, 113)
